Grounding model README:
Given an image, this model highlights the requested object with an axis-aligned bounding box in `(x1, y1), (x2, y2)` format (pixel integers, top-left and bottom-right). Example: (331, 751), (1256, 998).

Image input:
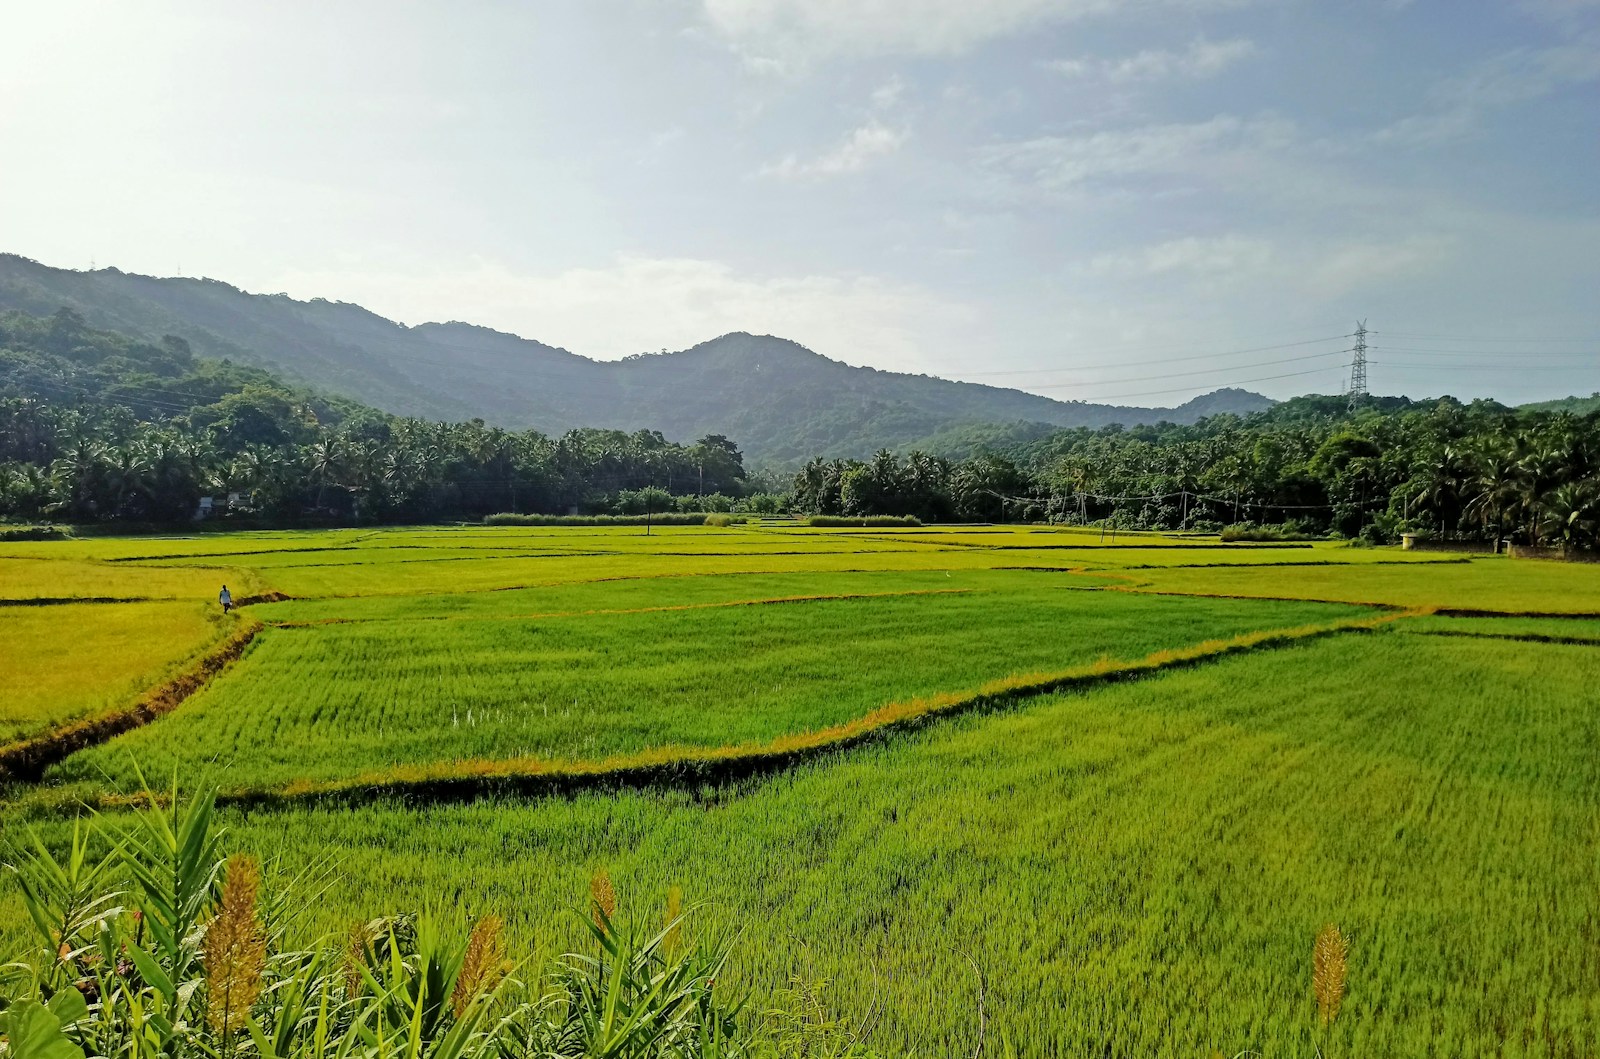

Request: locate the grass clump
(805, 515), (922, 527)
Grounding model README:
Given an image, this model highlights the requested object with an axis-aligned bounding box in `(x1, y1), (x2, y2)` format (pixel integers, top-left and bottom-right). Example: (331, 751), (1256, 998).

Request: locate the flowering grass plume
(1313, 923), (1349, 1028)
(590, 868), (617, 932)
(451, 914), (505, 1017)
(204, 854), (266, 1037)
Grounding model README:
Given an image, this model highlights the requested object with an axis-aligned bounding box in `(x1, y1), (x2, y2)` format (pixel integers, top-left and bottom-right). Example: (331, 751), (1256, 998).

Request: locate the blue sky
(3, 0), (1596, 405)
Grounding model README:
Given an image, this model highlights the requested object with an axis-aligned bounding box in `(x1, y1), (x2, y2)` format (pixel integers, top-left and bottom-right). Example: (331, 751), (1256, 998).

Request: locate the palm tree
(1406, 441), (1471, 535)
(52, 437), (109, 518)
(1466, 439), (1522, 543)
(1516, 434), (1570, 545)
(102, 443), (153, 517)
(1538, 481), (1598, 552)
(305, 435), (347, 511)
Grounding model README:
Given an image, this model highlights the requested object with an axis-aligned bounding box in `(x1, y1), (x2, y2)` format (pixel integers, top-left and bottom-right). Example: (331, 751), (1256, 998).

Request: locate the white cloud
(870, 75), (907, 110)
(271, 255), (977, 372)
(761, 120), (909, 178)
(1301, 235), (1455, 299)
(1081, 235), (1275, 278)
(1375, 35), (1600, 145)
(1440, 35), (1600, 107)
(701, 0), (1260, 66)
(1077, 232), (1453, 301)
(1046, 37), (1258, 82)
(979, 114), (1293, 193)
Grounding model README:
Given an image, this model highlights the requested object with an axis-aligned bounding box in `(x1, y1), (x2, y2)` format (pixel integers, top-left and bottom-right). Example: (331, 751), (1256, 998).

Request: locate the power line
(1374, 331), (1599, 343)
(1043, 365), (1345, 402)
(1371, 361), (1596, 372)
(1368, 346), (1598, 357)
(958, 334), (1354, 377)
(1009, 349), (1351, 392)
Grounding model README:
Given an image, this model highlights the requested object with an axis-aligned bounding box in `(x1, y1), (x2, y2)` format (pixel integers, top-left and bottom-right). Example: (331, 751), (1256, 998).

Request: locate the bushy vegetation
(804, 514), (922, 527)
(0, 311), (753, 524)
(1220, 522), (1325, 542)
(0, 524), (66, 541)
(789, 398), (1600, 547)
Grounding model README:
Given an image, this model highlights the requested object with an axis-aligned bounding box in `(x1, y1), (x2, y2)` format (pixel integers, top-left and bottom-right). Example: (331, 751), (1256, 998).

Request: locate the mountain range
(0, 253), (1273, 463)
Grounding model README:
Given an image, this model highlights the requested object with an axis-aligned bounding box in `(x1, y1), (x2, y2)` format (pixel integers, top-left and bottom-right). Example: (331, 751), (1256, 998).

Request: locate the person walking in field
(219, 585), (233, 613)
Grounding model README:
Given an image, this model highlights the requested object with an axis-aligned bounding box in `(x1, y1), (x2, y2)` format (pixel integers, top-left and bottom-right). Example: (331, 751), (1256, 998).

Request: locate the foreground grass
(10, 630), (1591, 1056)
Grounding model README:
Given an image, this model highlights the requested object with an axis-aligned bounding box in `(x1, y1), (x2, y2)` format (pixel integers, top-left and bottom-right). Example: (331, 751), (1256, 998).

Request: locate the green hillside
(0, 254), (1272, 463)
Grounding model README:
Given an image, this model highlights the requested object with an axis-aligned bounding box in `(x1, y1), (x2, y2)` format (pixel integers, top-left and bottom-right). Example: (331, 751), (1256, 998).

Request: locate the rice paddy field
(2, 522), (1597, 1055)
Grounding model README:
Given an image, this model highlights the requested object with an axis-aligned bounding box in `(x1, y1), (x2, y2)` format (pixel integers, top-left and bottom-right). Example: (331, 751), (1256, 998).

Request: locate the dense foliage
(789, 397), (1600, 548)
(1, 311), (753, 523)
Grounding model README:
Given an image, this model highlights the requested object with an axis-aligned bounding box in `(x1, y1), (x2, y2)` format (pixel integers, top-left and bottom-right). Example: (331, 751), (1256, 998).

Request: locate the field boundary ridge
(1410, 628), (1600, 647)
(0, 618), (263, 782)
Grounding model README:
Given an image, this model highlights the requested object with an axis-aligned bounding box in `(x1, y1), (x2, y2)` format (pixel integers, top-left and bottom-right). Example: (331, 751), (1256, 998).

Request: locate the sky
(2, 0), (1597, 407)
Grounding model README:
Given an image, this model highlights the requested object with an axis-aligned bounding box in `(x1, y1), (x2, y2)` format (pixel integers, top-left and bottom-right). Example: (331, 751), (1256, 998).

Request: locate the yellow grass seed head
(204, 855), (267, 1036)
(590, 868), (617, 931)
(343, 920), (372, 998)
(1312, 923), (1349, 1028)
(450, 914), (505, 1018)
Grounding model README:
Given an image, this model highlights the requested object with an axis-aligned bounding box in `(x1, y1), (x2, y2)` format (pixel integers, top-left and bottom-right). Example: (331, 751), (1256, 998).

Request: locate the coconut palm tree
(1466, 438), (1523, 543)
(1538, 481), (1598, 552)
(305, 435), (347, 511)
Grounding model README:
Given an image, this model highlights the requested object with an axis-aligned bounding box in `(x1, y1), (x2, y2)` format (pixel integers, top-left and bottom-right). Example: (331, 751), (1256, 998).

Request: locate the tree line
(791, 396), (1599, 549)
(2, 307), (1596, 548)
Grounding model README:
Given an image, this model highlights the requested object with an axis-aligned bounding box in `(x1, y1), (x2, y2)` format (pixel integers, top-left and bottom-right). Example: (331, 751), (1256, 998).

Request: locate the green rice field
(2, 523), (1597, 1055)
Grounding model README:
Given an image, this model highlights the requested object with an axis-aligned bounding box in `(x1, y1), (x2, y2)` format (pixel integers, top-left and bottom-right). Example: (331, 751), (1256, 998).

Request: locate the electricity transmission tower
(1347, 321), (1368, 410)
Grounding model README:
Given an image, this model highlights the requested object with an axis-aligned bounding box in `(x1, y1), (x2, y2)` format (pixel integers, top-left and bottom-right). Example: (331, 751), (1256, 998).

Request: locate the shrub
(0, 524), (67, 541)
(805, 515), (923, 528)
(703, 513), (736, 527)
(1220, 523), (1321, 543)
(677, 492), (735, 514)
(733, 493), (787, 515)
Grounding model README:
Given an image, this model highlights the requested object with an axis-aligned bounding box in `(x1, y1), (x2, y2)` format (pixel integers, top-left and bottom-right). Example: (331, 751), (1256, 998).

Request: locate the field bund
(2, 524), (1597, 1055)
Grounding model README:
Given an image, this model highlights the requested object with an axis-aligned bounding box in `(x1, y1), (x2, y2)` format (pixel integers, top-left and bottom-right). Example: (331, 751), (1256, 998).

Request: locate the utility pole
(1347, 321), (1368, 410)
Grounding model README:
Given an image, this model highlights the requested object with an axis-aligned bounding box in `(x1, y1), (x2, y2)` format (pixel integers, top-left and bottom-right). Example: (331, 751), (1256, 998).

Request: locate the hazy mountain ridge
(0, 253), (1275, 462)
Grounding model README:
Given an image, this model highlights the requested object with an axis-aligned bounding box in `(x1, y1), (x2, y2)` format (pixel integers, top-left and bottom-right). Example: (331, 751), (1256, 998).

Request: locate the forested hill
(0, 253), (1272, 463)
